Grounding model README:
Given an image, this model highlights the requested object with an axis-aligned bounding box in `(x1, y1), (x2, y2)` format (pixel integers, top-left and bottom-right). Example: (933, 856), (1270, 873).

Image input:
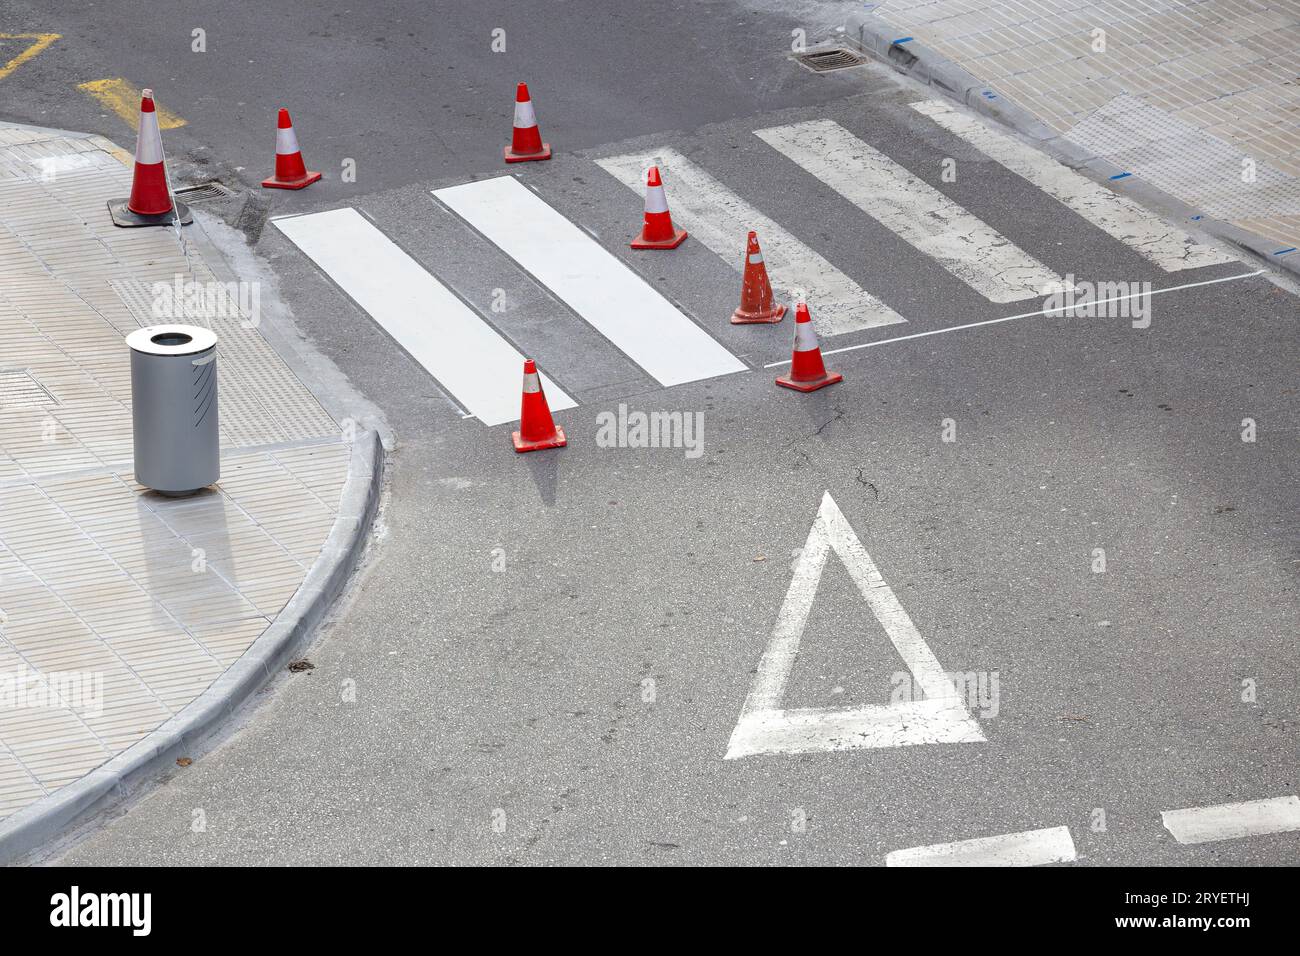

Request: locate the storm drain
(174, 180), (239, 204)
(793, 47), (869, 73)
(0, 369), (58, 408)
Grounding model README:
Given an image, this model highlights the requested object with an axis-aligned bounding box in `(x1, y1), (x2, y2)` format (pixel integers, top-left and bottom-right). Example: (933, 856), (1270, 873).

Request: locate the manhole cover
(174, 180), (238, 204)
(794, 47), (869, 73)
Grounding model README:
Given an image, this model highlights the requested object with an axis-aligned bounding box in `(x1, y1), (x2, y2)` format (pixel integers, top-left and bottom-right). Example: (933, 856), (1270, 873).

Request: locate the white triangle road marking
(725, 490), (985, 759)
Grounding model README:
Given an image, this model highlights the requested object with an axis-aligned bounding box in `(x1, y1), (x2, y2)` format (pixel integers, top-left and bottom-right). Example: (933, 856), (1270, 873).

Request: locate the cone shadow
(520, 442), (562, 507)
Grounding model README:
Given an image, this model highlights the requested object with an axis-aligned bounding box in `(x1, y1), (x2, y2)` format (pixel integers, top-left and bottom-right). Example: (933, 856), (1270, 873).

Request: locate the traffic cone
(107, 88), (192, 227)
(512, 359), (566, 452)
(776, 303), (842, 392)
(503, 83), (551, 163)
(630, 165), (687, 250)
(262, 108), (322, 189)
(731, 231), (786, 324)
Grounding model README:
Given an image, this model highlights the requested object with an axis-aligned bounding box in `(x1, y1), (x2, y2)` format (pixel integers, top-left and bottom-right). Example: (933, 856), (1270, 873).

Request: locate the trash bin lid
(125, 325), (218, 356)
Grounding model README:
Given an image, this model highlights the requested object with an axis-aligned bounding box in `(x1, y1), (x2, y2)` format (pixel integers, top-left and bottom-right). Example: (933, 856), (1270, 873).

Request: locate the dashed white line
(887, 826), (1078, 867)
(754, 118), (1067, 303)
(595, 147), (906, 337)
(1161, 795), (1300, 845)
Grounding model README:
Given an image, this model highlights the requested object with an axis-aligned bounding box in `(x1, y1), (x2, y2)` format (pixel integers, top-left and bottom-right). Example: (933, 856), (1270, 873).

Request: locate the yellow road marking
(0, 32), (60, 81)
(76, 77), (188, 130)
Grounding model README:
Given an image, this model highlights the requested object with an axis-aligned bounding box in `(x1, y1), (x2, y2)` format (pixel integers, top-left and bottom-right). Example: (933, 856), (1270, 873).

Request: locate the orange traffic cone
(504, 83), (551, 163)
(262, 108), (322, 189)
(776, 303), (842, 392)
(630, 165), (687, 250)
(731, 231), (786, 324)
(107, 88), (192, 227)
(512, 359), (566, 452)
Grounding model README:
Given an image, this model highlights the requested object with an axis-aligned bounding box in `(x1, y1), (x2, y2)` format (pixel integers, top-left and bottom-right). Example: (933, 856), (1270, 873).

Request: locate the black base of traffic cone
(107, 199), (193, 228)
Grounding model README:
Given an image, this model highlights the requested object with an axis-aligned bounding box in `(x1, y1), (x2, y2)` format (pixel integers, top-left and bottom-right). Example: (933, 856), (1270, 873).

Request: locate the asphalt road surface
(2, 0), (1296, 865)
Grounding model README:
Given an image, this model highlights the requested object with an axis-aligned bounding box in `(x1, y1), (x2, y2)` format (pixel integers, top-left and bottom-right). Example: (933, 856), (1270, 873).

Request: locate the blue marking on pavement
(981, 90), (999, 99)
(1190, 215), (1204, 221)
(1273, 247), (1297, 256)
(1109, 172), (1132, 180)
(892, 37), (914, 44)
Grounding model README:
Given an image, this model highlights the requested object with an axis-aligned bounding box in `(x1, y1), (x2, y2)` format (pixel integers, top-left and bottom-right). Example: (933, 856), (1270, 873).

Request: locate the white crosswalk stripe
(910, 100), (1236, 273)
(270, 207), (575, 427)
(594, 147), (906, 337)
(755, 118), (1069, 303)
(434, 176), (747, 389)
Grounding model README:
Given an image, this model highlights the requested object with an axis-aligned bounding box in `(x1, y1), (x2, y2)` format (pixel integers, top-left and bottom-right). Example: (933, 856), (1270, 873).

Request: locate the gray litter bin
(126, 325), (219, 495)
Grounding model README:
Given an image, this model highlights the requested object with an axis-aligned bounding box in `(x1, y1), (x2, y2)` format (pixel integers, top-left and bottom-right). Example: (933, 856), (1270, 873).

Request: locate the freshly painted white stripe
(434, 176), (746, 387)
(135, 111), (163, 164)
(275, 126), (300, 156)
(1161, 795), (1300, 845)
(911, 100), (1234, 272)
(764, 269), (1267, 367)
(596, 147), (904, 336)
(271, 207), (574, 426)
(725, 491), (984, 759)
(754, 119), (1067, 303)
(887, 826), (1077, 867)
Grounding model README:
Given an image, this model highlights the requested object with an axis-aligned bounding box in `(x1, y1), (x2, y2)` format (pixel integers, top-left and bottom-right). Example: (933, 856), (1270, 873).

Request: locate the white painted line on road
(754, 119), (1067, 303)
(433, 176), (747, 388)
(725, 491), (985, 759)
(764, 269), (1267, 367)
(594, 147), (906, 337)
(1161, 795), (1300, 845)
(887, 826), (1077, 867)
(271, 207), (574, 427)
(910, 99), (1235, 272)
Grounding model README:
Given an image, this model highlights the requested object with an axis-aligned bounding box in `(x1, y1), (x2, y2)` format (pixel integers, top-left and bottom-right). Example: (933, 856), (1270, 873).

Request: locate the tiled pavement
(0, 123), (349, 823)
(867, 0), (1300, 250)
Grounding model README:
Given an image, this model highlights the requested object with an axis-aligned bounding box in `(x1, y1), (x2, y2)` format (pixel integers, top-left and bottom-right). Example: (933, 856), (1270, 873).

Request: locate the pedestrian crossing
(270, 207), (575, 427)
(910, 100), (1234, 273)
(433, 176), (746, 388)
(755, 118), (1068, 303)
(272, 104), (1241, 428)
(594, 147), (905, 337)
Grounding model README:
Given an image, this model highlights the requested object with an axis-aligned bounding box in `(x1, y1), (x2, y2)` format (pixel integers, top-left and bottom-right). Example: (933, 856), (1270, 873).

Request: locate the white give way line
(270, 207), (575, 427)
(910, 99), (1235, 273)
(887, 826), (1077, 867)
(595, 146), (906, 337)
(755, 118), (1068, 303)
(725, 491), (984, 759)
(1161, 795), (1300, 845)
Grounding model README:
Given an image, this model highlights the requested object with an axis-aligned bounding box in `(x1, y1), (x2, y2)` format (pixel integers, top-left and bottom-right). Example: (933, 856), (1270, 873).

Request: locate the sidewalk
(0, 122), (379, 852)
(850, 0), (1300, 256)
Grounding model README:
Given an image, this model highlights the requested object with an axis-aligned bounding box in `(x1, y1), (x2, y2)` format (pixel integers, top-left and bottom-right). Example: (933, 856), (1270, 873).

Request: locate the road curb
(833, 14), (1300, 284)
(0, 429), (383, 866)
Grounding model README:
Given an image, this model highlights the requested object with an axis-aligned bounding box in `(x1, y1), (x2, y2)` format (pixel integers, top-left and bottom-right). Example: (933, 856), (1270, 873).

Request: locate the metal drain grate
(174, 180), (238, 204)
(0, 369), (58, 408)
(794, 46), (869, 73)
